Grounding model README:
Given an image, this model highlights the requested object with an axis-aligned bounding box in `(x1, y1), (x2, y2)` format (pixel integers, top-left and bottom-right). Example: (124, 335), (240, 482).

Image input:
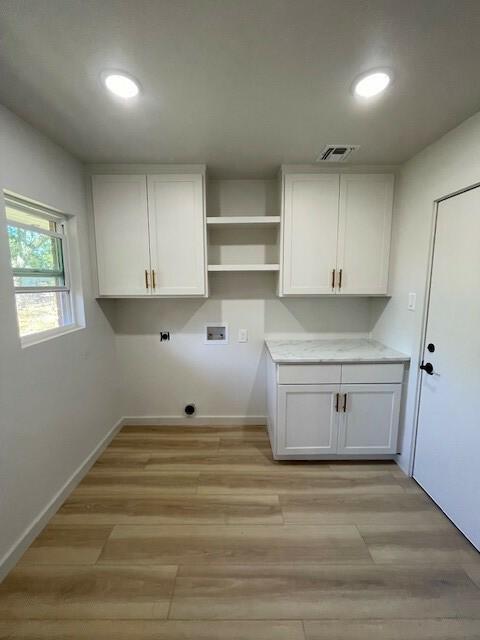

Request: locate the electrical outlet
(238, 329), (248, 343)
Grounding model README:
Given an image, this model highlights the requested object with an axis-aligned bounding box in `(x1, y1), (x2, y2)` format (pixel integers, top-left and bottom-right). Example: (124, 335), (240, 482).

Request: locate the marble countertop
(265, 338), (410, 364)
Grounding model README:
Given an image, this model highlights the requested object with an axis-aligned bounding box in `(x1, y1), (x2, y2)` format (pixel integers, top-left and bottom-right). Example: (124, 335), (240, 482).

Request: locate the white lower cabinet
(336, 384), (401, 455)
(277, 385), (340, 455)
(267, 358), (403, 459)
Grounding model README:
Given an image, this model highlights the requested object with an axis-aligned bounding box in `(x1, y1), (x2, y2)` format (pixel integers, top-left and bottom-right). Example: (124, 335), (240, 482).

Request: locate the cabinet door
(92, 175), (151, 295)
(337, 384), (401, 455)
(282, 174), (339, 295)
(337, 174), (393, 295)
(147, 174), (206, 296)
(277, 384), (340, 455)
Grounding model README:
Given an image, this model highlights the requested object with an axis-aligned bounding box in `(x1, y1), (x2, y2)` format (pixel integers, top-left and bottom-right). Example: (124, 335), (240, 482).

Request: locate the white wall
(0, 105), (120, 575)
(371, 110), (480, 473)
(112, 179), (373, 422)
(113, 280), (372, 421)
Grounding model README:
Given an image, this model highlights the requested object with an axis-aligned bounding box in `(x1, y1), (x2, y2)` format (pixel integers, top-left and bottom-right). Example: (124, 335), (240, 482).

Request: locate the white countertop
(265, 338), (410, 364)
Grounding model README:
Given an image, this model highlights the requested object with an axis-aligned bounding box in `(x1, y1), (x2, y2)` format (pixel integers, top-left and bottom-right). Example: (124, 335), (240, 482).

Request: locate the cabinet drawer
(341, 363), (404, 384)
(277, 364), (341, 384)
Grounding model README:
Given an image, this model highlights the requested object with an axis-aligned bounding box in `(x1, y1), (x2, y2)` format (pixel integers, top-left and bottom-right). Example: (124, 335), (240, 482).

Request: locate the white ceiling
(1, 0), (480, 177)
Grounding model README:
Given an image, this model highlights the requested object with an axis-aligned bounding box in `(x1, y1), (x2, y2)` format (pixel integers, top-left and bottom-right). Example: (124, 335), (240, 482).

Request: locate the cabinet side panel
(266, 352), (277, 451)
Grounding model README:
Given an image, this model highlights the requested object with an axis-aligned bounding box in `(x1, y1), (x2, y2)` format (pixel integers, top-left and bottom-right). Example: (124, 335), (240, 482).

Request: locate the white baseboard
(0, 417), (123, 582)
(122, 415), (267, 427)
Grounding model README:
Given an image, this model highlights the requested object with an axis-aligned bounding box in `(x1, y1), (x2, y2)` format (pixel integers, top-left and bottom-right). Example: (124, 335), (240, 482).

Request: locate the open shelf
(207, 216), (280, 228)
(208, 264), (280, 272)
(206, 181), (281, 281)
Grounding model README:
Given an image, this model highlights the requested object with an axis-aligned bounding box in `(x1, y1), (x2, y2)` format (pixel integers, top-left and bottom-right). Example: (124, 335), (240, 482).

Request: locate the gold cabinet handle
(331, 269), (336, 290)
(338, 269), (343, 290)
(145, 269), (149, 290)
(152, 269), (156, 289)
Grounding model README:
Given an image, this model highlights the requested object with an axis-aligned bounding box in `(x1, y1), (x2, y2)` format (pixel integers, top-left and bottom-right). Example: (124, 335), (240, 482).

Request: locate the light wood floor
(1, 425), (480, 639)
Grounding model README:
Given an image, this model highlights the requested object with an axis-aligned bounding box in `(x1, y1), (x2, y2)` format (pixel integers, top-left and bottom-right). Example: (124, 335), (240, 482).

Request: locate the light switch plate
(408, 292), (416, 311)
(238, 329), (248, 343)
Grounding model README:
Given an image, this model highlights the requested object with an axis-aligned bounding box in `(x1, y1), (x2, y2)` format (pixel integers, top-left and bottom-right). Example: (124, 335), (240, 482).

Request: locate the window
(5, 193), (76, 341)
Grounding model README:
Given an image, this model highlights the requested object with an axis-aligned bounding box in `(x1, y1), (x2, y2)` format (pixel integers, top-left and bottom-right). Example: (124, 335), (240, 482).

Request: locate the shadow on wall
(96, 298), (117, 331)
(266, 295), (373, 335)
(96, 273), (374, 418)
(369, 297), (391, 333)
(103, 272), (373, 337)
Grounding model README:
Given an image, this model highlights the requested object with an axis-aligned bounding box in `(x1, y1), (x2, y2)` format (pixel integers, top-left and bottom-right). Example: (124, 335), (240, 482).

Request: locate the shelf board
(207, 216), (280, 228)
(208, 264), (280, 272)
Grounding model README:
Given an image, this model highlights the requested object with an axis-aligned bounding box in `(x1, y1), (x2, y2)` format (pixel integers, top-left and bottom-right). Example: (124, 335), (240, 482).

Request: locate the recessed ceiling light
(102, 71), (140, 99)
(353, 70), (391, 98)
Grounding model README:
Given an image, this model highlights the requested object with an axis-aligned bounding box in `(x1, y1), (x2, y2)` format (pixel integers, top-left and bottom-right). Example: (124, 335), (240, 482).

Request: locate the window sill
(20, 323), (84, 349)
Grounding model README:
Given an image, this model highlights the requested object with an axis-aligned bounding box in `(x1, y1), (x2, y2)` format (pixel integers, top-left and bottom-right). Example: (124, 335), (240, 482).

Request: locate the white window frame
(4, 191), (84, 347)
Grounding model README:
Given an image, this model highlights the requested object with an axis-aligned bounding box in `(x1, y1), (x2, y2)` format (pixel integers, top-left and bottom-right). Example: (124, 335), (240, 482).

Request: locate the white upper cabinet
(92, 175), (151, 296)
(282, 174), (339, 294)
(91, 171), (206, 297)
(280, 172), (394, 296)
(337, 174), (393, 295)
(147, 174), (206, 296)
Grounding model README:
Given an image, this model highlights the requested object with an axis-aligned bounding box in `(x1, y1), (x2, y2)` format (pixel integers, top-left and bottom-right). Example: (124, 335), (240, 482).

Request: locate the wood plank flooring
(1, 425), (479, 639)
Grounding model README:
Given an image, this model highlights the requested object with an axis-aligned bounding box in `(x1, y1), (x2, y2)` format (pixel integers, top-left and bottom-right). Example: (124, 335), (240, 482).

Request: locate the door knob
(420, 361), (434, 375)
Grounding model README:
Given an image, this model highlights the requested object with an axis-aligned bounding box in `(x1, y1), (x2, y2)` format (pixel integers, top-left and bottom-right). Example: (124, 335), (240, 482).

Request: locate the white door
(282, 174), (339, 294)
(337, 384), (401, 455)
(277, 384), (339, 455)
(337, 174), (393, 295)
(92, 175), (151, 295)
(414, 187), (480, 550)
(147, 174), (206, 296)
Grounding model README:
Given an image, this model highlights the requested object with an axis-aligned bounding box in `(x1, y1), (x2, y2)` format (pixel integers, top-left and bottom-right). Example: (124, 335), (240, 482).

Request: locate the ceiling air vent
(315, 145), (360, 163)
